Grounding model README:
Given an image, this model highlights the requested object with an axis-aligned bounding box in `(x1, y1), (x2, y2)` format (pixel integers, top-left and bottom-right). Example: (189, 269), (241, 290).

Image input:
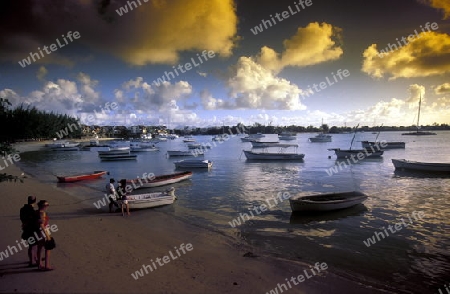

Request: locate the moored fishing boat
(128, 171), (193, 188)
(118, 187), (176, 209)
(392, 159), (450, 173)
(289, 191), (368, 212)
(243, 144), (305, 160)
(57, 170), (107, 183)
(278, 132), (297, 141)
(174, 159), (212, 168)
(328, 148), (384, 159)
(99, 154), (137, 161)
(361, 141), (405, 149)
(309, 133), (332, 142)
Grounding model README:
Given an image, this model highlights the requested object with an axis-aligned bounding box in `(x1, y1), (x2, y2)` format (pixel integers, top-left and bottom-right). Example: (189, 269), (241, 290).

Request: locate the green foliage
(0, 98), (81, 142)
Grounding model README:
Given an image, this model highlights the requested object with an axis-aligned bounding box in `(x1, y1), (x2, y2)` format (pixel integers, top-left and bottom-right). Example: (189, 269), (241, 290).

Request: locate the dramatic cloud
(435, 82), (450, 94)
(420, 0), (450, 19)
(223, 57), (308, 110)
(256, 22), (343, 73)
(362, 31), (450, 79)
(0, 0), (237, 66)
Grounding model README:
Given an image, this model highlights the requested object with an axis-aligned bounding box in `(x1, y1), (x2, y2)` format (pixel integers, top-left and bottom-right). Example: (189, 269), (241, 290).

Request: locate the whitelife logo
(18, 31), (81, 68)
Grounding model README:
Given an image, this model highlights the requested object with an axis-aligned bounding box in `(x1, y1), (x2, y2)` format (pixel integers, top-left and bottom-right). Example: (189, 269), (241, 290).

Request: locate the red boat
(57, 170), (108, 183)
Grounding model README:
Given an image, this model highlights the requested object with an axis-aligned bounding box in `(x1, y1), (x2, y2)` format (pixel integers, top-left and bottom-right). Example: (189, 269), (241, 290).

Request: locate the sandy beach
(0, 145), (390, 293)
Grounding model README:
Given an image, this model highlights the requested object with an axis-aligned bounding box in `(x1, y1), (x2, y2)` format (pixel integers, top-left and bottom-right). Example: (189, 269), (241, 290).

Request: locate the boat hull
(289, 191), (368, 212)
(57, 171), (107, 183)
(243, 150), (304, 160)
(119, 188), (176, 209)
(361, 141), (405, 149)
(128, 171), (193, 188)
(174, 160), (212, 168)
(99, 154), (137, 161)
(392, 159), (450, 173)
(329, 148), (383, 159)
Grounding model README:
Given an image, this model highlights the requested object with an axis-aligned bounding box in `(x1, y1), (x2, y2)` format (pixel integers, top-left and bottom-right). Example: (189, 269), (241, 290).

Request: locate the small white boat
(240, 133), (265, 142)
(392, 159), (450, 173)
(130, 142), (158, 152)
(212, 134), (229, 141)
(309, 133), (332, 142)
(289, 191), (368, 212)
(361, 141), (405, 149)
(167, 150), (204, 157)
(243, 144), (305, 160)
(46, 140), (80, 148)
(328, 148), (384, 159)
(174, 159), (213, 168)
(182, 136), (196, 142)
(118, 187), (176, 209)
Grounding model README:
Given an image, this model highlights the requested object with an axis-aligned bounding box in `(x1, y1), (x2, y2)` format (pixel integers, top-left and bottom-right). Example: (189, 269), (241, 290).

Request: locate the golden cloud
(420, 0), (450, 19)
(112, 0), (237, 65)
(256, 22), (343, 72)
(362, 31), (450, 79)
(435, 82), (450, 94)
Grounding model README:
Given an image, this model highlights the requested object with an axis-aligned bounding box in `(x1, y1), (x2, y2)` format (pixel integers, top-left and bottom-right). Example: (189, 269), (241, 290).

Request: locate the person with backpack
(20, 195), (38, 267)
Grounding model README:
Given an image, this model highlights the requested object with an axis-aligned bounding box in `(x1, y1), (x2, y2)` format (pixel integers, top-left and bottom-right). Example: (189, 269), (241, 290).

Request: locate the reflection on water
(18, 131), (450, 293)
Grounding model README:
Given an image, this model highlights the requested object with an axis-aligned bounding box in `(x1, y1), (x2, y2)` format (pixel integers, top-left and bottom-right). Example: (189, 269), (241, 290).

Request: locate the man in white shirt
(106, 178), (119, 213)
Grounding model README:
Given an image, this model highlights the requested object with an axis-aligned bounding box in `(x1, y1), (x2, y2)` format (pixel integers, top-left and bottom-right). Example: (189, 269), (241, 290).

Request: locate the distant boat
(289, 191), (368, 212)
(186, 143), (210, 149)
(130, 142), (158, 152)
(240, 133), (265, 142)
(167, 150), (204, 157)
(243, 144), (305, 160)
(46, 140), (80, 149)
(57, 170), (107, 183)
(183, 135), (196, 142)
(392, 159), (450, 173)
(174, 159), (213, 168)
(278, 132), (297, 141)
(402, 95), (437, 136)
(251, 141), (281, 148)
(118, 187), (177, 210)
(98, 149), (130, 155)
(99, 153), (137, 161)
(128, 171), (193, 188)
(329, 123), (383, 159)
(328, 148), (384, 159)
(309, 133), (332, 142)
(361, 141), (405, 149)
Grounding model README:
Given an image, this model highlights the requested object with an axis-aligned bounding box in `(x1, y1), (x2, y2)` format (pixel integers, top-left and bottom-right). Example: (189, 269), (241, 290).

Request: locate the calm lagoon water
(18, 131), (450, 293)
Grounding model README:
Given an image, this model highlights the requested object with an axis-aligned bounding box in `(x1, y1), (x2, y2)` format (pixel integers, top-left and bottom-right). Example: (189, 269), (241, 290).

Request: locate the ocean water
(18, 131), (450, 293)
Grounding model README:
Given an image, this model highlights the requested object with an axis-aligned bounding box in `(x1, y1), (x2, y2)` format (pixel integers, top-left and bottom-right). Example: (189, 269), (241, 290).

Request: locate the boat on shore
(174, 159), (213, 168)
(289, 191), (368, 212)
(118, 187), (177, 209)
(57, 170), (108, 183)
(361, 141), (405, 149)
(243, 144), (305, 160)
(392, 159), (450, 173)
(127, 171), (193, 188)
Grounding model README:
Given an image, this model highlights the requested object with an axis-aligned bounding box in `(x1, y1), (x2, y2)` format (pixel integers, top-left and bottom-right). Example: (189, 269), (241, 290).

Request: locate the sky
(0, 0), (449, 128)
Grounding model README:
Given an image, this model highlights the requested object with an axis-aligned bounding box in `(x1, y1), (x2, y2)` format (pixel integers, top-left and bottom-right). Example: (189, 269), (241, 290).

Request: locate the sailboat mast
(417, 95), (421, 131)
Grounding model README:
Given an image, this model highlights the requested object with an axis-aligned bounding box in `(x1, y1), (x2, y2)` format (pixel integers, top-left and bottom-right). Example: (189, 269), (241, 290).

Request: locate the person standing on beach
(36, 200), (53, 271)
(106, 178), (119, 213)
(117, 179), (130, 216)
(20, 195), (38, 267)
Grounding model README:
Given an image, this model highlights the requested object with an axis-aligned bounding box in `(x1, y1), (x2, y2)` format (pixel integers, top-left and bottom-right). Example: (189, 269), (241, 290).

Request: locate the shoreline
(0, 159), (392, 293)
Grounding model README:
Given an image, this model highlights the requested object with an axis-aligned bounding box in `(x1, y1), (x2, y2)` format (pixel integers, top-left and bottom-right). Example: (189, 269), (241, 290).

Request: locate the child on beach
(36, 200), (53, 271)
(20, 195), (38, 267)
